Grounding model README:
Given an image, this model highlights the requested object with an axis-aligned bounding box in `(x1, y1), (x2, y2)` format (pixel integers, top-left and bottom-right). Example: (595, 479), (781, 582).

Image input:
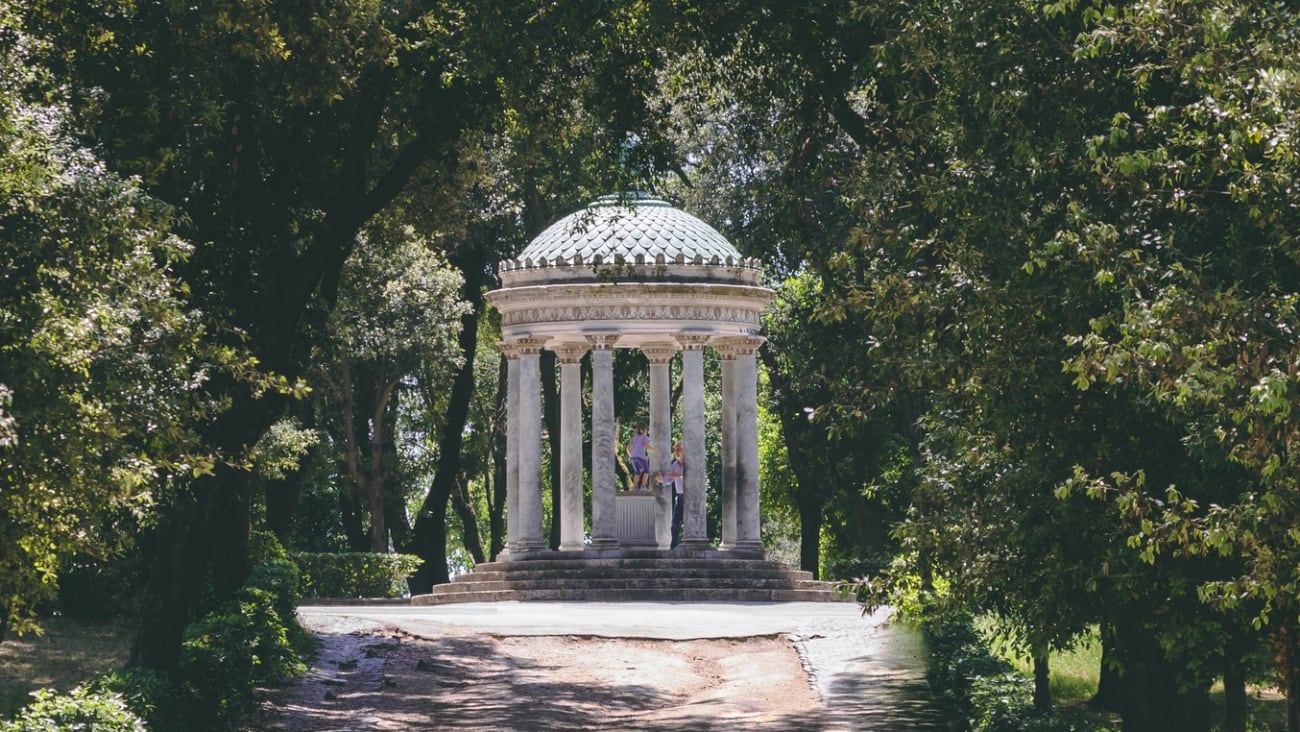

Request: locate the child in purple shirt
(627, 421), (651, 491)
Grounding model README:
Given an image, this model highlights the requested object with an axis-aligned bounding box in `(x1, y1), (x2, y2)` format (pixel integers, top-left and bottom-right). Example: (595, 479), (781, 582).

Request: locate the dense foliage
(922, 608), (1118, 732)
(0, 687), (145, 732)
(4, 1), (1300, 730)
(0, 54), (215, 637)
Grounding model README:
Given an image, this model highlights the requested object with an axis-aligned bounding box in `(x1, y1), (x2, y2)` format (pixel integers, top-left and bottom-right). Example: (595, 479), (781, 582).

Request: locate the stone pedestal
(615, 493), (658, 548)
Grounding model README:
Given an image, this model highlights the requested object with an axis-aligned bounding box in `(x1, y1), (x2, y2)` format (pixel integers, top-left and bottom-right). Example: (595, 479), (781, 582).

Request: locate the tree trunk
(131, 381), (270, 673)
(1091, 622), (1126, 714)
(336, 353), (370, 551)
(263, 474), (301, 546)
(1277, 624), (1300, 732)
(1116, 606), (1210, 732)
(758, 348), (828, 577)
(366, 476), (387, 552)
(364, 379), (400, 552)
(383, 395), (412, 553)
(451, 477), (487, 565)
(1033, 653), (1052, 713)
(1222, 631), (1248, 732)
(857, 493), (890, 555)
(210, 467), (252, 597)
(130, 483), (213, 672)
(407, 244), (487, 594)
(797, 491), (823, 580)
(131, 462), (254, 672)
(340, 488), (368, 550)
(387, 496), (414, 555)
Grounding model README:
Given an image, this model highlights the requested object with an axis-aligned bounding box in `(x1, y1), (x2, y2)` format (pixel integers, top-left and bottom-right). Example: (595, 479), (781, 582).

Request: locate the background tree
(19, 0), (500, 671)
(316, 227), (468, 553)
(667, 0), (1290, 728)
(0, 62), (214, 639)
(1056, 2), (1300, 728)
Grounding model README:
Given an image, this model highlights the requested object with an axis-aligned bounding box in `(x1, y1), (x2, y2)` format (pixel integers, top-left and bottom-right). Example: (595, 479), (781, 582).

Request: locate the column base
(677, 538), (712, 551)
(587, 537), (620, 550)
(498, 544), (554, 562)
(726, 540), (765, 558)
(558, 542), (585, 552)
(504, 540), (548, 553)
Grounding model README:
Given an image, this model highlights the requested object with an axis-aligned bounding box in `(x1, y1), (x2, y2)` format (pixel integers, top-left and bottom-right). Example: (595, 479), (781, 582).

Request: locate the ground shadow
(253, 628), (952, 731)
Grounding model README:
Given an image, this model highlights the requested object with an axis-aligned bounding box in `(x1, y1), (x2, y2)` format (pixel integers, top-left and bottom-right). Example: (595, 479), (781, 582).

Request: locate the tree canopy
(6, 1), (1300, 730)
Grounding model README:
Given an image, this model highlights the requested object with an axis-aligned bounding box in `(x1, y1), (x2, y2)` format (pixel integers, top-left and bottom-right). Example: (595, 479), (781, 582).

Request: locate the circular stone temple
(485, 192), (775, 557)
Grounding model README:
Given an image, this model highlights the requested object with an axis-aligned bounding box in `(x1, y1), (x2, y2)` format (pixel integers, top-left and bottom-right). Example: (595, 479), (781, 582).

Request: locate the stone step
(453, 567), (817, 583)
(432, 577), (835, 593)
(473, 557), (799, 571)
(412, 587), (844, 605)
(409, 555), (850, 606)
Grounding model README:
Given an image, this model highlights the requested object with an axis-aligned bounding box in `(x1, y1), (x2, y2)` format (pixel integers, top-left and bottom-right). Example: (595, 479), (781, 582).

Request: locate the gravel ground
(246, 602), (946, 731)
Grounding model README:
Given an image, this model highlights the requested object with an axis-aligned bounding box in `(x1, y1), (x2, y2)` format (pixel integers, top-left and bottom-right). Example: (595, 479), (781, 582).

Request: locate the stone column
(643, 343), (676, 550)
(676, 335), (711, 549)
(732, 337), (765, 554)
(587, 335), (620, 548)
(717, 347), (739, 549)
(555, 343), (589, 551)
(499, 341), (521, 553)
(514, 336), (548, 552)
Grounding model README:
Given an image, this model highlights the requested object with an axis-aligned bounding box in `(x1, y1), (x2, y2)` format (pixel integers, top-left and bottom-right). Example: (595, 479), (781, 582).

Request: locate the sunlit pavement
(297, 601), (949, 729)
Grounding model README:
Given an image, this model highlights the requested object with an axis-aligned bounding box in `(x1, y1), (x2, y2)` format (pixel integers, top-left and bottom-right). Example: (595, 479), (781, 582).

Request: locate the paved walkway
(297, 602), (948, 730)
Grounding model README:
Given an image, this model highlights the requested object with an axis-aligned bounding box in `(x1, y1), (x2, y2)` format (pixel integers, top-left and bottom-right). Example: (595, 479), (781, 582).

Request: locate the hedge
(290, 552), (424, 599)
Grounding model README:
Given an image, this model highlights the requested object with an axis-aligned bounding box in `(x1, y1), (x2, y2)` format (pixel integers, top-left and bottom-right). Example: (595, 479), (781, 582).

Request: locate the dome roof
(487, 192), (774, 349)
(517, 192), (742, 266)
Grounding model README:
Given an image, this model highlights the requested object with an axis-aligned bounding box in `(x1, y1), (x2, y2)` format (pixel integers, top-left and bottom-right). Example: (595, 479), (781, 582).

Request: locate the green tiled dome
(517, 192), (743, 266)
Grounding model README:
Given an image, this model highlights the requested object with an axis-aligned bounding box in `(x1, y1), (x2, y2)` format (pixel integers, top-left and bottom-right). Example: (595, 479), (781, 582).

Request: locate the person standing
(627, 421), (652, 491)
(657, 441), (685, 547)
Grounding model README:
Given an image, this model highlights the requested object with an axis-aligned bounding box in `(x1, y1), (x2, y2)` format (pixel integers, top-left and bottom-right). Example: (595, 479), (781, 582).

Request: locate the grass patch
(0, 617), (132, 719)
(974, 616), (1101, 706)
(973, 617), (1290, 730)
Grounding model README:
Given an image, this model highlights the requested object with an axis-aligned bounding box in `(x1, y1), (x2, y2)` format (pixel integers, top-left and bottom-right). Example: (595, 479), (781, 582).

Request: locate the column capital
(585, 334), (621, 350)
(552, 343), (590, 364)
(712, 336), (765, 359)
(500, 336), (548, 357)
(675, 334), (711, 351)
(640, 342), (678, 364)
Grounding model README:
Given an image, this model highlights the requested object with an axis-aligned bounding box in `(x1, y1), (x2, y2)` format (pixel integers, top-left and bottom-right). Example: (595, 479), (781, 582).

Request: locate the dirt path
(248, 628), (823, 731)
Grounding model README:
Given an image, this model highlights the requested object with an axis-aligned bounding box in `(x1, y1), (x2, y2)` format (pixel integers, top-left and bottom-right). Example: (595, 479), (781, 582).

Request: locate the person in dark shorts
(627, 421), (651, 491)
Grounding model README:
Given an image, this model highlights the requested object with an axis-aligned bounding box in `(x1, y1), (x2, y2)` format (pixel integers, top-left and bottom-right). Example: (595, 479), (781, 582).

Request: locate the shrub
(921, 609), (1015, 721)
(245, 559), (301, 624)
(291, 552), (423, 599)
(93, 667), (182, 731)
(245, 558), (315, 659)
(177, 587), (304, 730)
(249, 530), (289, 564)
(0, 686), (145, 732)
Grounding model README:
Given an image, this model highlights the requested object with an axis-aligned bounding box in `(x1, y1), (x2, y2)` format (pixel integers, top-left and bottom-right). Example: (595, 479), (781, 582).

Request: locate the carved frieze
(500, 301), (763, 329)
